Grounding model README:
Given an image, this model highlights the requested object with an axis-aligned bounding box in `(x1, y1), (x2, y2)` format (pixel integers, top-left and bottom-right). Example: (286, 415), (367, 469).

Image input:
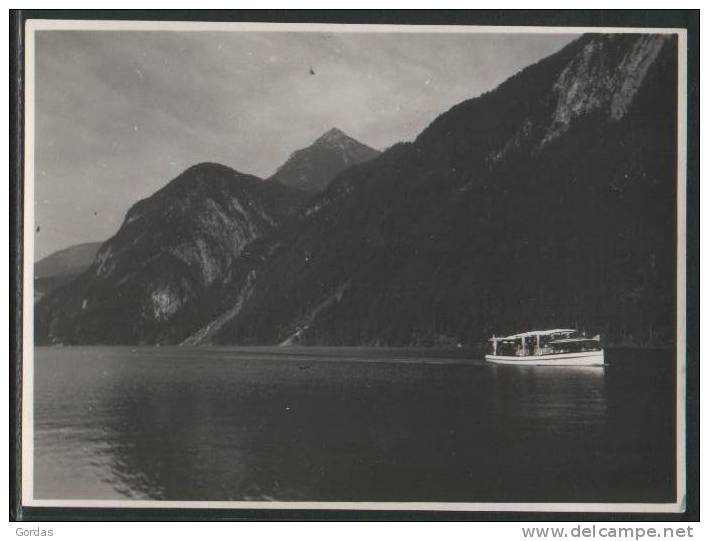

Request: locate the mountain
(36, 34), (679, 348)
(35, 241), (102, 279)
(208, 33), (678, 348)
(34, 241), (102, 301)
(268, 128), (380, 192)
(35, 163), (307, 344)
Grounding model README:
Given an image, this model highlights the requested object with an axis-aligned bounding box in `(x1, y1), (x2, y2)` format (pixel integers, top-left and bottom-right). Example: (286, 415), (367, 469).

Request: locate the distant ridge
(34, 241), (103, 302)
(35, 241), (102, 279)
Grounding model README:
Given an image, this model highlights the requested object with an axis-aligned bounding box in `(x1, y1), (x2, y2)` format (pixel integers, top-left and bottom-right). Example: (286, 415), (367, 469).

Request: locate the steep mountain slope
(268, 128), (380, 192)
(34, 241), (102, 301)
(212, 34), (678, 347)
(35, 163), (307, 344)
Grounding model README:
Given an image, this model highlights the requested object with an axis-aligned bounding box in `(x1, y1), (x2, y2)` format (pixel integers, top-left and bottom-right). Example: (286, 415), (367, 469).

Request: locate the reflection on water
(34, 347), (675, 502)
(490, 365), (608, 420)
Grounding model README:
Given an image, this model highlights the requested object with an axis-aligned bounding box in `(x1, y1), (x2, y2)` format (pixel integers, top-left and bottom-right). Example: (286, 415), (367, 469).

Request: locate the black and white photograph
(17, 15), (692, 516)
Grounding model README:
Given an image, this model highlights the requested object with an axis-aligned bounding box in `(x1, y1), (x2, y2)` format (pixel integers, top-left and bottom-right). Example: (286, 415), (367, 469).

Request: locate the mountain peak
(185, 161), (239, 175)
(152, 162), (260, 201)
(316, 127), (348, 144)
(269, 129), (380, 192)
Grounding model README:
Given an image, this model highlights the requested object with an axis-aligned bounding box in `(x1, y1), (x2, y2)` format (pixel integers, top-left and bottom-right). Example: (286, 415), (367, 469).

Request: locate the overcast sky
(34, 29), (577, 258)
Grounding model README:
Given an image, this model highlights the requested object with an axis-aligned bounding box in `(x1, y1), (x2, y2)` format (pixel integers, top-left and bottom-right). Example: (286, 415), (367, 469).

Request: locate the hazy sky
(34, 30), (577, 258)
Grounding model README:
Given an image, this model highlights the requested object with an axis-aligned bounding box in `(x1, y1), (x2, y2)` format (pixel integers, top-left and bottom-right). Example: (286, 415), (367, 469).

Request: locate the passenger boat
(485, 329), (605, 366)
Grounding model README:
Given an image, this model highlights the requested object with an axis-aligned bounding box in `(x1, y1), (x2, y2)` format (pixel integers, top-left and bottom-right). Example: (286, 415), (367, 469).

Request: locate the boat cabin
(488, 329), (601, 357)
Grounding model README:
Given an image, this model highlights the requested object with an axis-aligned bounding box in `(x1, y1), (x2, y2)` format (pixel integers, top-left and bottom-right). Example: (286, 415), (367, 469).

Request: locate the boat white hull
(485, 350), (605, 366)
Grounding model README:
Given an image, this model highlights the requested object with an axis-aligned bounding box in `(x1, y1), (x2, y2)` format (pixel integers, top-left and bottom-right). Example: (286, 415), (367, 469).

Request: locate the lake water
(33, 347), (676, 503)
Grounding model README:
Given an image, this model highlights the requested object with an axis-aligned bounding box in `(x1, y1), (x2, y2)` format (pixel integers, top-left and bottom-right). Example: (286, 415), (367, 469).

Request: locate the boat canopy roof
(490, 329), (576, 340)
(549, 337), (600, 344)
